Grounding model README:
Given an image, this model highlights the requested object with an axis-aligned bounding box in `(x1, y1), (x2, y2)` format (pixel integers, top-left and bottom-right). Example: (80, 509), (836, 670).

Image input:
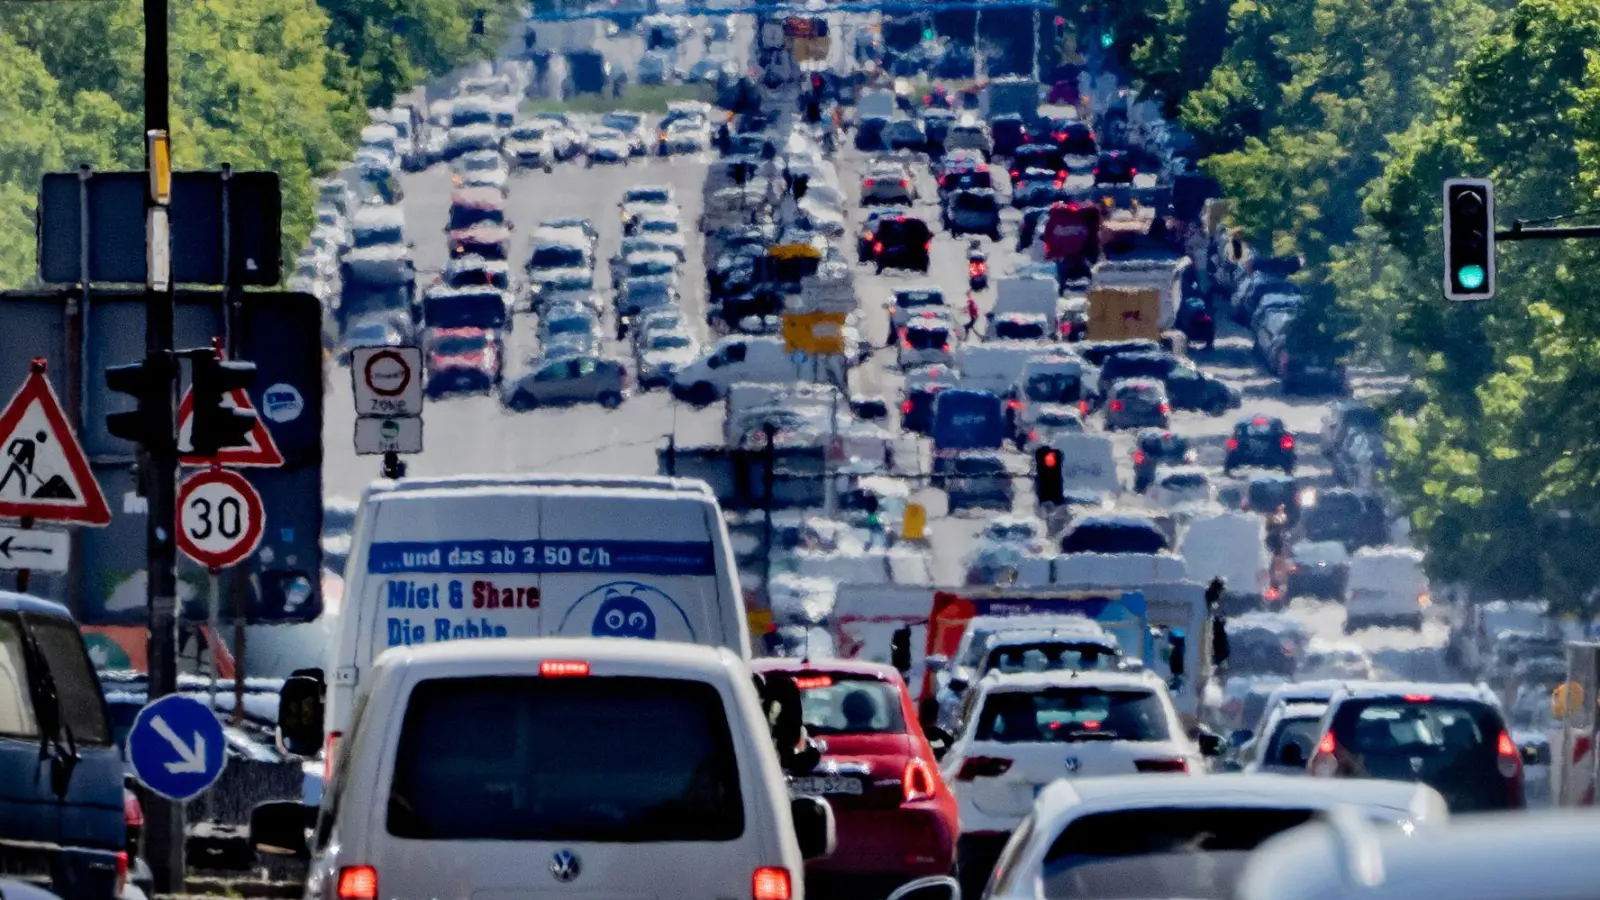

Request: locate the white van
(256, 639), (834, 900)
(317, 474), (751, 760)
(1345, 546), (1428, 632)
(673, 336), (801, 404)
(1180, 511), (1270, 611)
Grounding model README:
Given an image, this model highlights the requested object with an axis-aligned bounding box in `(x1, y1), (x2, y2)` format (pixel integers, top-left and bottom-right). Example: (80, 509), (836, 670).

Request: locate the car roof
(1237, 413), (1287, 427)
(1037, 773), (1443, 822)
(979, 668), (1161, 693)
(749, 658), (902, 680)
(1329, 681), (1497, 704)
(375, 635), (740, 677)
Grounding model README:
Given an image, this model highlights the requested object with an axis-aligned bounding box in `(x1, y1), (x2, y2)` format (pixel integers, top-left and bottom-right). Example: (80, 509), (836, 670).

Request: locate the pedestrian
(965, 294), (980, 337)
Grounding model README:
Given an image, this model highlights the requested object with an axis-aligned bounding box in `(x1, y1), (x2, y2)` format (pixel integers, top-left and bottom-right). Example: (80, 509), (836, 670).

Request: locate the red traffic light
(1043, 451), (1059, 468)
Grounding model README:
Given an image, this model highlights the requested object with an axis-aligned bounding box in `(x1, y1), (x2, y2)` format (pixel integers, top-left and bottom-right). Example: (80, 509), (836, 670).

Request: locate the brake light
(899, 179), (909, 189)
(956, 756), (1013, 780)
(864, 178), (875, 187)
(540, 660), (590, 677)
(864, 231), (874, 242)
(1280, 435), (1295, 450)
(1092, 168), (1099, 176)
(1497, 730), (1521, 778)
(873, 242), (883, 253)
(1310, 732), (1338, 777)
(793, 674), (833, 689)
(1130, 167), (1137, 176)
(1007, 398), (1022, 410)
(1079, 400), (1090, 416)
(1134, 758), (1188, 773)
(338, 866), (378, 900)
(942, 343), (950, 352)
(1403, 694), (1433, 702)
(114, 852), (128, 897)
(124, 790), (144, 828)
(925, 240), (933, 251)
(753, 867), (792, 900)
(1226, 437), (1239, 451)
(1010, 169), (1020, 180)
(1251, 415), (1269, 426)
(1029, 429), (1039, 443)
(323, 731), (342, 786)
(901, 399), (914, 415)
(1198, 314), (1212, 324)
(1110, 400), (1123, 412)
(1265, 586), (1281, 602)
(1159, 403), (1170, 414)
(903, 757), (938, 802)
(1132, 449), (1146, 465)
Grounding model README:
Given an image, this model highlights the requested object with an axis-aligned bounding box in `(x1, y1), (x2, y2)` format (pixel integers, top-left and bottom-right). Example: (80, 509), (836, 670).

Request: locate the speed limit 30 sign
(176, 469), (265, 570)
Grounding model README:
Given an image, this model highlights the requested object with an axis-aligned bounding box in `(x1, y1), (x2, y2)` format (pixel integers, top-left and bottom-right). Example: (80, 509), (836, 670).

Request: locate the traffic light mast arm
(1495, 221), (1600, 241)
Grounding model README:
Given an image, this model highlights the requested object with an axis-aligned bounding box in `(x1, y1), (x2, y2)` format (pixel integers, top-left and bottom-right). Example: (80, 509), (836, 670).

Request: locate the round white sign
(363, 350), (412, 397)
(176, 469), (264, 570)
(261, 383), (304, 423)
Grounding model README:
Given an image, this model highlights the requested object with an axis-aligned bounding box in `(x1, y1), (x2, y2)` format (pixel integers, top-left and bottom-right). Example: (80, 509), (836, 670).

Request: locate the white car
(943, 669), (1212, 896)
(585, 128), (630, 166)
(620, 184), (677, 228)
(500, 125), (554, 172)
(1240, 701), (1328, 774)
(861, 162), (917, 205)
(897, 311), (954, 370)
(660, 120), (710, 155)
(1145, 465), (1216, 509)
(1021, 405), (1086, 451)
(444, 123), (499, 158)
(985, 774), (1450, 900)
(452, 150), (510, 193)
(631, 215), (687, 259)
(637, 50), (677, 85)
(635, 328), (700, 388)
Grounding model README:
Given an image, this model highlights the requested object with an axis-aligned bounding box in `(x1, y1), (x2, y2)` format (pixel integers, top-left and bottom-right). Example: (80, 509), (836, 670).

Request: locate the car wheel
(544, 163), (553, 174)
(585, 157), (593, 168)
(507, 390), (536, 411)
(875, 262), (884, 275)
(687, 381), (717, 406)
(989, 228), (1002, 241)
(1222, 465), (1234, 477)
(599, 391), (623, 409)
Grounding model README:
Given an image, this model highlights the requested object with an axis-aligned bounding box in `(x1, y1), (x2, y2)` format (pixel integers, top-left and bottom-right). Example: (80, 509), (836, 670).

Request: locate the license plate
(790, 776), (863, 797)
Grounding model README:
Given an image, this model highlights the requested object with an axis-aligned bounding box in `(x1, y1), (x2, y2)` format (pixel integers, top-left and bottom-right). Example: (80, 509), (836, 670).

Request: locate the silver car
(504, 355), (628, 410)
(452, 150), (509, 193)
(1104, 377), (1171, 430)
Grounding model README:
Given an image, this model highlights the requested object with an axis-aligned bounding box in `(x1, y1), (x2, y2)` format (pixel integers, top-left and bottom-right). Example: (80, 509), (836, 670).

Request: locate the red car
(750, 660), (958, 898)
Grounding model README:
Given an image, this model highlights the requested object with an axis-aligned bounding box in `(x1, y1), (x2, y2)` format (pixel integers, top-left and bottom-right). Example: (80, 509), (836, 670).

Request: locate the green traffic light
(1099, 31), (1114, 48)
(922, 28), (935, 41)
(1456, 264), (1486, 290)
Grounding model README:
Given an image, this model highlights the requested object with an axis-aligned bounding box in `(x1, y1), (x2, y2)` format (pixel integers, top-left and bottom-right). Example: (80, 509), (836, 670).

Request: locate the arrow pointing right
(150, 715), (208, 774)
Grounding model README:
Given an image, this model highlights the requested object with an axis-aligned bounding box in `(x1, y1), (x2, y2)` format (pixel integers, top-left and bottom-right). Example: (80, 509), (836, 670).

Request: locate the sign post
(351, 346), (424, 478)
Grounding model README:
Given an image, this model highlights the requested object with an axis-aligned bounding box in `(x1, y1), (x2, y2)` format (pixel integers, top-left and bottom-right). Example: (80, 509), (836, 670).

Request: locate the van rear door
(538, 491), (732, 648)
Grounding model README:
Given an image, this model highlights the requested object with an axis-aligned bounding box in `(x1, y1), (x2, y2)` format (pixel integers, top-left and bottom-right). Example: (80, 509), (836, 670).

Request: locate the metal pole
(759, 423), (777, 605)
(1031, 7), (1039, 81)
(142, 0), (184, 886)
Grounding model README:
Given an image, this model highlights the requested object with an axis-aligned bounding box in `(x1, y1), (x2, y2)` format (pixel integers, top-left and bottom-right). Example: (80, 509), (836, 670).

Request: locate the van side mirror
(947, 678), (968, 695)
(1167, 631), (1186, 677)
(790, 796), (836, 860)
(1279, 740), (1308, 768)
(277, 674), (326, 757)
(886, 875), (962, 900)
(249, 800), (315, 860)
(890, 625), (913, 676)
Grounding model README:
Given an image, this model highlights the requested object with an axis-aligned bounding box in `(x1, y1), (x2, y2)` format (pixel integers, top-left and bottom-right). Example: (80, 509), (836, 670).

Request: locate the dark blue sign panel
(127, 694), (228, 801)
(931, 389), (1005, 451)
(367, 540), (718, 576)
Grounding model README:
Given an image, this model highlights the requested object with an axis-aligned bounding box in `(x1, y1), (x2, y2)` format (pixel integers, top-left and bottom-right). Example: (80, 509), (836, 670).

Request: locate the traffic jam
(4, 6), (1597, 900)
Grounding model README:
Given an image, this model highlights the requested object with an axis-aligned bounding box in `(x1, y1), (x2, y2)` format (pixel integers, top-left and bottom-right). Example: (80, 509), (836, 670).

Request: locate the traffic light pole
(1496, 223), (1600, 241)
(143, 0), (185, 887)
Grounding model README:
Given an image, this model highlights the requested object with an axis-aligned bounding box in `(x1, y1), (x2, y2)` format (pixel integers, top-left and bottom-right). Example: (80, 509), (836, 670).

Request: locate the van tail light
(1280, 435), (1295, 450)
(1497, 730), (1522, 779)
(1265, 586), (1281, 602)
(753, 867), (792, 900)
(865, 178), (876, 188)
(338, 866), (379, 900)
(1134, 758), (1188, 773)
(956, 756), (1013, 780)
(541, 659), (590, 677)
(1079, 400), (1090, 416)
(1109, 400), (1123, 412)
(1132, 449), (1146, 465)
(873, 242), (884, 254)
(901, 399), (914, 415)
(1310, 732), (1339, 777)
(904, 757), (938, 803)
(1159, 403), (1170, 415)
(1007, 398), (1022, 410)
(323, 731), (343, 786)
(899, 179), (910, 189)
(1226, 437), (1239, 451)
(114, 852), (128, 897)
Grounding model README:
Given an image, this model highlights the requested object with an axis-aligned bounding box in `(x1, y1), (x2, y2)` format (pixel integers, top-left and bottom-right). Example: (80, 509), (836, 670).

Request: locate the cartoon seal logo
(593, 590), (657, 639)
(557, 580), (697, 642)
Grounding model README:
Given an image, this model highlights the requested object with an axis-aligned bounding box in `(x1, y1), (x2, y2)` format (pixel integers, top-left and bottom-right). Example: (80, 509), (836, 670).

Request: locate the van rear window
(387, 676), (744, 842)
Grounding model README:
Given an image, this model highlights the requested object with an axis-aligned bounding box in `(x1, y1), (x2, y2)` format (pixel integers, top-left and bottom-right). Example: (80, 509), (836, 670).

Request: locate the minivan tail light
(1310, 732), (1339, 777)
(540, 660), (590, 677)
(956, 756), (1012, 780)
(1134, 758), (1188, 773)
(1497, 730), (1521, 779)
(338, 866), (378, 900)
(904, 757), (937, 803)
(753, 867), (792, 900)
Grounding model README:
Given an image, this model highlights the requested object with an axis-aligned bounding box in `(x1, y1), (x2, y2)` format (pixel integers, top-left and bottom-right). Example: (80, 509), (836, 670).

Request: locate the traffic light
(189, 352), (258, 457)
(1444, 178), (1495, 300)
(1035, 446), (1064, 504)
(105, 355), (170, 448)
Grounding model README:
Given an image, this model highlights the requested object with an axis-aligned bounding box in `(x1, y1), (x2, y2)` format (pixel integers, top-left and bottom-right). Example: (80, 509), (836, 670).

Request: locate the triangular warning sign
(176, 386), (284, 467)
(0, 364), (112, 526)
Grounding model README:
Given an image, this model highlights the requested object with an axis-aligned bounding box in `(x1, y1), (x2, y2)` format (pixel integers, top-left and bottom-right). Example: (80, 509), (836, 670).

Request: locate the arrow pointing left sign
(0, 526), (69, 573)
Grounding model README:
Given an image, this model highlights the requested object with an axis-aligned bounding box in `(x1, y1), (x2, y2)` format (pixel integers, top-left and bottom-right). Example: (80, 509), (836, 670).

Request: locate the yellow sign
(769, 242), (822, 261)
(1553, 681), (1584, 718)
(747, 607), (773, 636)
(903, 503), (927, 541)
(783, 311), (847, 355)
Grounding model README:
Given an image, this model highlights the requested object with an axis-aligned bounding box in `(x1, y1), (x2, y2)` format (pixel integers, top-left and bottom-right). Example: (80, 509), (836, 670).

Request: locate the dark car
(942, 188), (1003, 240)
(1091, 352), (1234, 414)
(1051, 121), (1097, 157)
(1300, 488), (1388, 550)
(1308, 685), (1526, 812)
(1284, 539), (1350, 600)
(1094, 150), (1135, 185)
(1078, 339), (1161, 368)
(921, 110), (956, 153)
(1226, 414), (1297, 475)
(1009, 144), (1066, 183)
(858, 207), (912, 263)
(1244, 472), (1304, 525)
(873, 215), (933, 274)
(990, 115), (1029, 158)
(1281, 349), (1350, 395)
(1132, 429), (1194, 492)
(944, 453), (1013, 513)
(1176, 296), (1217, 349)
(1060, 514), (1170, 554)
(855, 116), (889, 151)
(884, 117), (928, 152)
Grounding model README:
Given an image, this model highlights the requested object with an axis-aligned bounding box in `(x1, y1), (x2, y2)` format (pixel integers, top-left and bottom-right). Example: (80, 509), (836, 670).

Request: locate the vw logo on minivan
(550, 850), (582, 883)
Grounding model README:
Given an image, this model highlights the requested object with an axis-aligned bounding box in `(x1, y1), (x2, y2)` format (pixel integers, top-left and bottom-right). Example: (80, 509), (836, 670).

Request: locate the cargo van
(1180, 511), (1270, 613)
(1345, 547), (1428, 632)
(311, 474), (752, 765)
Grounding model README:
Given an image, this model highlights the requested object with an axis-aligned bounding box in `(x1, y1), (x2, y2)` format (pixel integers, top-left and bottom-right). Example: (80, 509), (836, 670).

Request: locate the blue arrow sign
(127, 694), (228, 802)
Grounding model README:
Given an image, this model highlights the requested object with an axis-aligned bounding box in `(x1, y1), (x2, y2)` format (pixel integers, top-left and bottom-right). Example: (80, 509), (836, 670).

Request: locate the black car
(855, 116), (889, 151)
(1244, 472), (1303, 525)
(873, 215), (933, 274)
(1009, 144), (1066, 182)
(1281, 349), (1349, 395)
(922, 110), (955, 153)
(990, 114), (1029, 157)
(857, 207), (912, 263)
(1051, 120), (1097, 157)
(1299, 488), (1388, 550)
(942, 188), (1003, 240)
(1093, 351), (1236, 414)
(1226, 415), (1297, 475)
(944, 453), (1013, 513)
(1094, 150), (1136, 185)
(1284, 539), (1349, 600)
(1132, 429), (1194, 492)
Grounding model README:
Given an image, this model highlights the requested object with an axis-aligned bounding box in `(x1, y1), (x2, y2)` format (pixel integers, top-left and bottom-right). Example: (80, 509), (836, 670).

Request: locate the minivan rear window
(388, 676), (744, 841)
(976, 688), (1170, 743)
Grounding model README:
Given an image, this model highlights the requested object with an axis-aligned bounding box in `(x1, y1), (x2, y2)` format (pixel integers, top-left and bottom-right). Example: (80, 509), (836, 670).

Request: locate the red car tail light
(1132, 449), (1146, 465)
(1280, 434), (1295, 450)
(1310, 732), (1339, 777)
(338, 866), (378, 900)
(1497, 730), (1521, 779)
(1109, 400), (1124, 412)
(1226, 437), (1239, 451)
(901, 399), (914, 415)
(903, 757), (938, 802)
(753, 867), (792, 900)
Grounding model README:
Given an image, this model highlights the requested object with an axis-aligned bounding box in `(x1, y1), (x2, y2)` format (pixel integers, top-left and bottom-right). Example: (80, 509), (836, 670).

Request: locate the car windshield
(386, 676), (743, 842)
(906, 326), (948, 349)
(546, 316), (592, 335)
(980, 642), (1118, 677)
(1241, 418), (1282, 437)
(432, 334), (487, 355)
(796, 675), (905, 735)
(529, 245), (585, 269)
(976, 688), (1170, 742)
(1028, 374), (1082, 402)
(626, 188), (671, 204)
(630, 260), (673, 277)
(1039, 807), (1320, 900)
(955, 192), (996, 211)
(1140, 432), (1188, 455)
(509, 127), (545, 140)
(602, 113), (641, 130)
(897, 290), (943, 309)
(461, 154), (500, 172)
(641, 219), (679, 235)
(1063, 523), (1168, 554)
(449, 204), (503, 230)
(649, 333), (692, 350)
(996, 319), (1047, 340)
